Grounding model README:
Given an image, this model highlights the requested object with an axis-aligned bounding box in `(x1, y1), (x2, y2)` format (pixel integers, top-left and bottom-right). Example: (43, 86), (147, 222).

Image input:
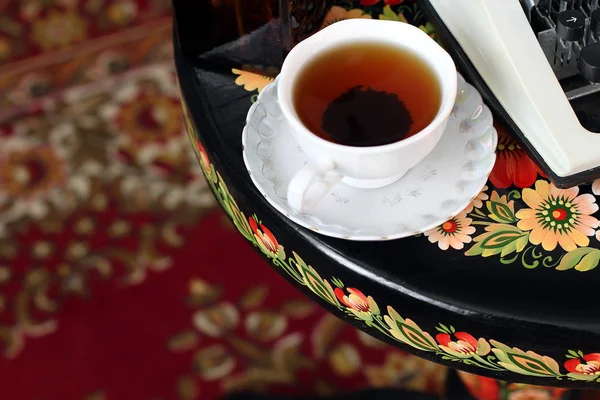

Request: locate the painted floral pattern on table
(420, 119), (600, 271)
(182, 96), (600, 383)
(231, 0), (600, 274)
(489, 125), (546, 189)
(424, 179), (600, 272)
(459, 372), (567, 400)
(210, 2), (600, 383)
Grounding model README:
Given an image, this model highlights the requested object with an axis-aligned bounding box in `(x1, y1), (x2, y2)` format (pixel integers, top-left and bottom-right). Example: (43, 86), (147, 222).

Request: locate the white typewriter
(418, 0), (600, 188)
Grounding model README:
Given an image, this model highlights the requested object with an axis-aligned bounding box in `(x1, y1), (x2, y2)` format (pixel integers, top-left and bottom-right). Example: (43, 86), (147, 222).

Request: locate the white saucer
(242, 73), (497, 241)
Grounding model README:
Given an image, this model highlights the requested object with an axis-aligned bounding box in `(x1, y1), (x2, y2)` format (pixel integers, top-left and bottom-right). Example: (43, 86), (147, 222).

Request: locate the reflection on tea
(293, 41), (441, 147)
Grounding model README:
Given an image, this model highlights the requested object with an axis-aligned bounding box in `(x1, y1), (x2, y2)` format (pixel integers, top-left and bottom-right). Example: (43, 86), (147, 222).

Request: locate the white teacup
(278, 19), (457, 213)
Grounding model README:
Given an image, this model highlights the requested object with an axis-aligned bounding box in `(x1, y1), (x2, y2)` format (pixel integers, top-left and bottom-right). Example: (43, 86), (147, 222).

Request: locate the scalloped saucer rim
(242, 73), (497, 241)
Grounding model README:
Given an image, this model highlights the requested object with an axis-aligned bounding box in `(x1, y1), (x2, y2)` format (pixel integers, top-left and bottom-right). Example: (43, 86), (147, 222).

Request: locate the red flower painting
(489, 124), (544, 189)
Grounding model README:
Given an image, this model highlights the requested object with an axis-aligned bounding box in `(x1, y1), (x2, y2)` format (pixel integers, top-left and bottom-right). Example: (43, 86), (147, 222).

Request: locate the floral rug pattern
(0, 0), (173, 117)
(0, 57), (451, 400)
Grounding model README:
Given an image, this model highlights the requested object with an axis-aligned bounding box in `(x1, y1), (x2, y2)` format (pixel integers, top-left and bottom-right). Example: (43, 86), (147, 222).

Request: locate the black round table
(173, 4), (600, 391)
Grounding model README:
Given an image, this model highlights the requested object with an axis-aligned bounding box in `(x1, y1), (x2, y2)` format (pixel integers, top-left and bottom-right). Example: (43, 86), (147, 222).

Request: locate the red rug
(0, 0), (173, 119)
(0, 207), (448, 399)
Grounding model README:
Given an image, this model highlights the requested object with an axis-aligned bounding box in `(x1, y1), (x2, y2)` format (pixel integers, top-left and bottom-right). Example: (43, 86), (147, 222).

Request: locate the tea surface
(293, 41), (441, 147)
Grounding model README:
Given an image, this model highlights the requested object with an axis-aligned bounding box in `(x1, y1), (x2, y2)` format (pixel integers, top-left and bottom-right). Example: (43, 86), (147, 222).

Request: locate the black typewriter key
(579, 42), (600, 82)
(557, 9), (586, 40)
(576, 111), (600, 133)
(559, 0), (574, 11)
(591, 9), (600, 36)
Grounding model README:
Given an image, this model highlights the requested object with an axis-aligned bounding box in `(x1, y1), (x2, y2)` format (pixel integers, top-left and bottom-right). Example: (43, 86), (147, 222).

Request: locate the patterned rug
(0, 8), (448, 394)
(0, 66), (449, 399)
(0, 0), (173, 119)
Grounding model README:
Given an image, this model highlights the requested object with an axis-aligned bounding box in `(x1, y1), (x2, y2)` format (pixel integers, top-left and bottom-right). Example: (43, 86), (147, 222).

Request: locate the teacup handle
(287, 159), (342, 213)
